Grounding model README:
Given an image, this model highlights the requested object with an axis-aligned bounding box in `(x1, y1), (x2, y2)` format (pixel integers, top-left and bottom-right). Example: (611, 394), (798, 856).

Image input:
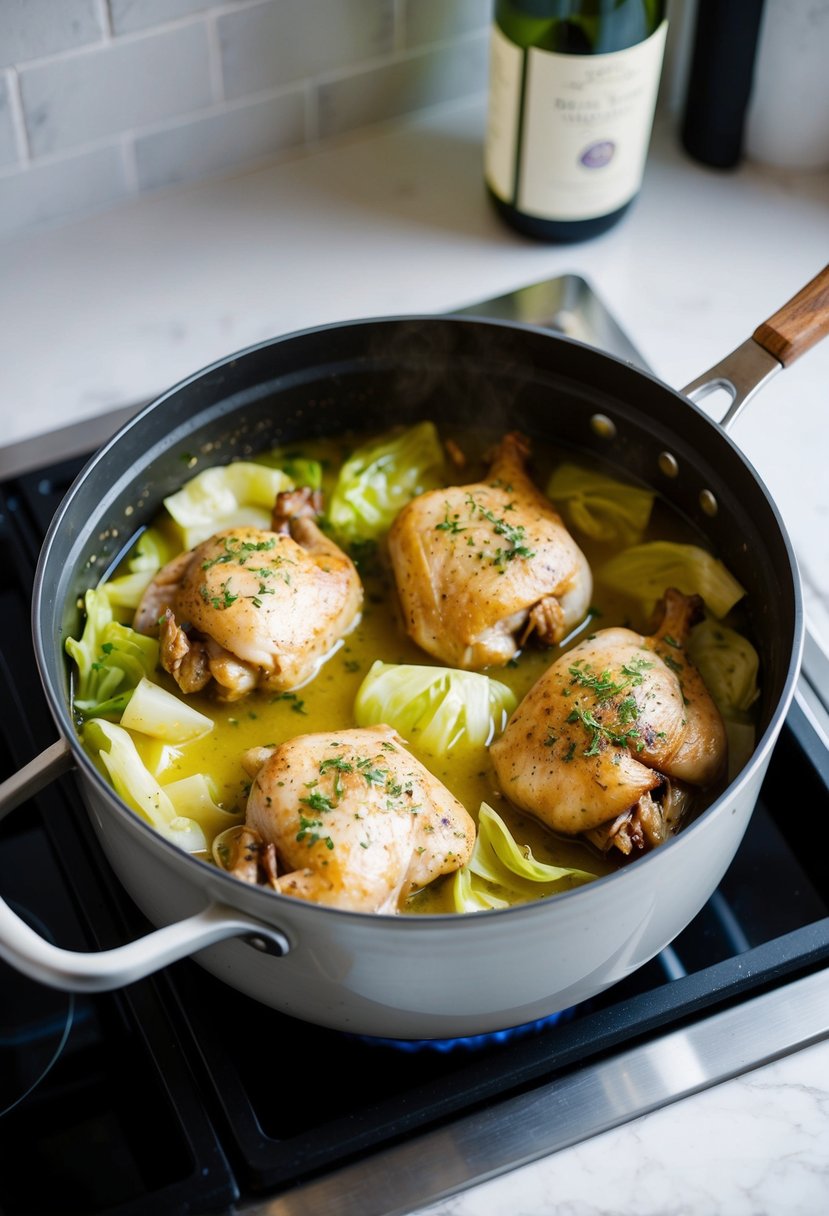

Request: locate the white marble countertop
(1, 95), (827, 1213)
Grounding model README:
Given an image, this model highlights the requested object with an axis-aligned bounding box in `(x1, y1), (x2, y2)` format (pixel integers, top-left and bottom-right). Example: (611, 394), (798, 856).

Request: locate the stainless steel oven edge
(243, 967), (829, 1216)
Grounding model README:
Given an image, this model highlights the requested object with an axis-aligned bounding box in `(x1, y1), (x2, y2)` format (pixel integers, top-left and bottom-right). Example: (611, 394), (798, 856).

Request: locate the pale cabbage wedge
(141, 739), (183, 778)
(354, 661), (516, 755)
(597, 541), (745, 620)
(687, 617), (760, 783)
(84, 719), (206, 853)
(327, 421), (446, 542)
(101, 527), (178, 612)
(161, 774), (243, 841)
(163, 461), (294, 549)
(66, 588), (159, 720)
(546, 461), (654, 546)
(451, 804), (598, 912)
(687, 617), (760, 716)
(120, 676), (213, 743)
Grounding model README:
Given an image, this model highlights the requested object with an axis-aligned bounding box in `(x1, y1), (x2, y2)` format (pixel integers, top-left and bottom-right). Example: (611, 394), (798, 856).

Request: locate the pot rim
(31, 313), (806, 928)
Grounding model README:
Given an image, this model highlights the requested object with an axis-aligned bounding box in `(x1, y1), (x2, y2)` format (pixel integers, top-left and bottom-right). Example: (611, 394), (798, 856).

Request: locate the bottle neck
(495, 0), (665, 54)
(497, 1), (662, 15)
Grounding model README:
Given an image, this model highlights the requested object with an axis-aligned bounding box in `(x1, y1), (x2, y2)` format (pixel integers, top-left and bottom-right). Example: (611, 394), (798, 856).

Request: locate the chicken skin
(134, 491), (362, 701)
(235, 725), (476, 912)
(490, 588), (728, 856)
(387, 432), (592, 670)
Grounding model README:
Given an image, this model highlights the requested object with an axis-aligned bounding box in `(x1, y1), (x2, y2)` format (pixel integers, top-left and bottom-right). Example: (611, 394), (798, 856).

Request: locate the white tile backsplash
(0, 0), (490, 241)
(110, 0), (230, 36)
(318, 34), (490, 141)
(402, 0), (491, 48)
(0, 0), (104, 69)
(134, 88), (305, 190)
(20, 22), (213, 156)
(217, 0), (395, 101)
(0, 144), (128, 234)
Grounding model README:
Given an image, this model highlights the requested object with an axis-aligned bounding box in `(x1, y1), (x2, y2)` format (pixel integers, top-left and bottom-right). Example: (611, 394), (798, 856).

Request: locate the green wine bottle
(484, 0), (667, 242)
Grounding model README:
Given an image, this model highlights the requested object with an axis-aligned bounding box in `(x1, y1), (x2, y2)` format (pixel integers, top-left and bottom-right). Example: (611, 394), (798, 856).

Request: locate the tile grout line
(5, 67), (31, 165)
(95, 0), (113, 42)
(205, 14), (225, 105)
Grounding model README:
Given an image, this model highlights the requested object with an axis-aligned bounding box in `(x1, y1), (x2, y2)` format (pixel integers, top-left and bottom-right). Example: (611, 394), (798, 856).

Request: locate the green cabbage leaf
(354, 661), (516, 755)
(327, 422), (446, 542)
(66, 588), (159, 720)
(597, 541), (745, 619)
(83, 719), (207, 852)
(163, 461), (294, 549)
(687, 617), (760, 716)
(253, 448), (323, 490)
(451, 804), (598, 912)
(101, 527), (178, 612)
(546, 462), (655, 546)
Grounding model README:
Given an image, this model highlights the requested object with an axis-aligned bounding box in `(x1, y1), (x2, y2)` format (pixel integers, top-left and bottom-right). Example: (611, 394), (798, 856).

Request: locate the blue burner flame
(355, 1007), (572, 1053)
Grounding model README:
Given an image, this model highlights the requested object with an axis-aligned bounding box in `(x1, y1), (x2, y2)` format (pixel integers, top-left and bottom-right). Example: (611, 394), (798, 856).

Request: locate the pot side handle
(0, 896), (290, 992)
(682, 263), (829, 429)
(0, 740), (291, 992)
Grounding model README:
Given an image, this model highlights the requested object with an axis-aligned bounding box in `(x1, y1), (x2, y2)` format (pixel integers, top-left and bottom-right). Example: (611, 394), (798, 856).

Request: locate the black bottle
(680, 0), (766, 169)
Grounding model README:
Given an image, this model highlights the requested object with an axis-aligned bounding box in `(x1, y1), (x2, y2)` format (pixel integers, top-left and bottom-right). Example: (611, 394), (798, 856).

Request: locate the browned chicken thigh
(387, 432), (592, 669)
(134, 491), (362, 700)
(490, 588), (728, 856)
(235, 725), (476, 912)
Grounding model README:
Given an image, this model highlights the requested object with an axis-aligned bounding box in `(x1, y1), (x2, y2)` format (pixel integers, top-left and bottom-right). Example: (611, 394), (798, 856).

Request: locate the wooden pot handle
(752, 263), (829, 366)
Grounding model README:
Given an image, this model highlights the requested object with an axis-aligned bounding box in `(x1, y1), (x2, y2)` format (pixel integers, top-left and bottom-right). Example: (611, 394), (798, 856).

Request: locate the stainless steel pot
(0, 267), (827, 1039)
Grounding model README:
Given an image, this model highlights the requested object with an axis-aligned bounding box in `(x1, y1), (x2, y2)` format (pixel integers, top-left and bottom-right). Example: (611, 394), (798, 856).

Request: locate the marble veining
(411, 1042), (829, 1216)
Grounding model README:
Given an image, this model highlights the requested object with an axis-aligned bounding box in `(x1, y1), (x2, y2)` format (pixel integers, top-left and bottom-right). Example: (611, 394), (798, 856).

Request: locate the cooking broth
(74, 424), (756, 913)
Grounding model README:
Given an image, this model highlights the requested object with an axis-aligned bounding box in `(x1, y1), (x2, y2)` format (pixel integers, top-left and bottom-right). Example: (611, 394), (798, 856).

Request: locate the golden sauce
(99, 427), (737, 912)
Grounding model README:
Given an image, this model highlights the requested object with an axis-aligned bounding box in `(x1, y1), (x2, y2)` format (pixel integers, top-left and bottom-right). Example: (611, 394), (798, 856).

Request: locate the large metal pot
(0, 268), (827, 1040)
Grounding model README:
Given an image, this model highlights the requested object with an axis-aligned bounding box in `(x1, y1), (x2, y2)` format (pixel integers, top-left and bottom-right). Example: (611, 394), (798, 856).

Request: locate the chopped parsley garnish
(566, 702), (644, 756)
(619, 656), (654, 684)
(435, 503), (466, 534)
(300, 790), (335, 814)
(464, 493), (536, 569)
(272, 692), (307, 714)
(356, 756), (387, 786)
(296, 815), (333, 849)
(199, 579), (238, 609)
(201, 535), (280, 572)
(319, 756), (353, 774)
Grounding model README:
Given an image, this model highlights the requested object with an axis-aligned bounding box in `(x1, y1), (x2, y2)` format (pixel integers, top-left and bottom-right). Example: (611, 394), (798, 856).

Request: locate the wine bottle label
(485, 21), (667, 222)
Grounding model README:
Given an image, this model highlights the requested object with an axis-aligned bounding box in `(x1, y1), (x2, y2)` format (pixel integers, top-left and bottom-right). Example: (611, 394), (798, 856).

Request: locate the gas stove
(0, 276), (827, 1216)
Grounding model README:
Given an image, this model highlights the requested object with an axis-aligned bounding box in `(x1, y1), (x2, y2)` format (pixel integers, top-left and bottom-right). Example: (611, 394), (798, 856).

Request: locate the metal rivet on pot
(658, 451), (679, 478)
(699, 489), (718, 516)
(590, 413), (616, 439)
